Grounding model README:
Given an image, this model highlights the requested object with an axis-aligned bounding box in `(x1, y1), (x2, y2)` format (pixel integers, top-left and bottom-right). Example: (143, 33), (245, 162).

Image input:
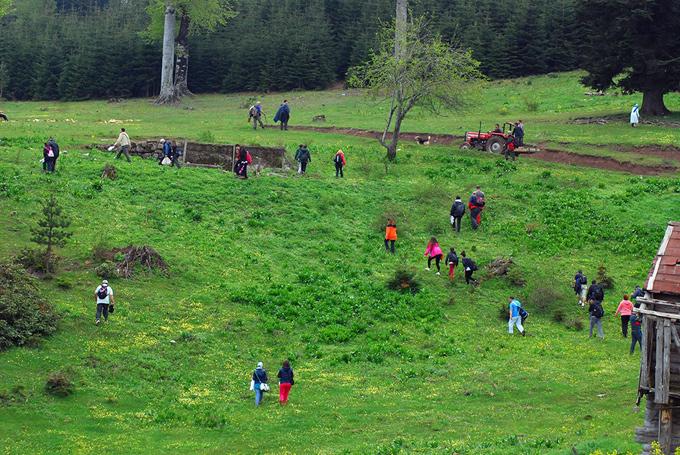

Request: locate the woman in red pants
(277, 360), (294, 405)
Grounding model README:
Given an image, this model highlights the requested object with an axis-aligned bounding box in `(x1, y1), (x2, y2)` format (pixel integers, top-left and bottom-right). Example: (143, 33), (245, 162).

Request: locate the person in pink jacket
(424, 237), (444, 275)
(615, 294), (634, 338)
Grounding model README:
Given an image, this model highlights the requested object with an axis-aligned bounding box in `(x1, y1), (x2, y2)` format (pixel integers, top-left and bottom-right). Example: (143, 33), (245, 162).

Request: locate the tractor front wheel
(460, 142), (471, 150)
(486, 136), (505, 154)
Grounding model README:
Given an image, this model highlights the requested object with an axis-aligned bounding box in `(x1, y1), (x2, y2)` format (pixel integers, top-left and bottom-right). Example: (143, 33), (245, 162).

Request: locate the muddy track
(277, 125), (678, 176)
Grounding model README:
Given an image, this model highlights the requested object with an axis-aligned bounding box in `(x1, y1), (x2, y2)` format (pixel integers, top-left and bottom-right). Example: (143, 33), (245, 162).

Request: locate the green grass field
(0, 72), (679, 454)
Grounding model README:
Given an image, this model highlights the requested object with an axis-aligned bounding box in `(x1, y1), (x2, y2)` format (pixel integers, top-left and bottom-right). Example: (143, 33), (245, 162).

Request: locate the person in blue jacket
(159, 139), (172, 165)
(274, 100), (291, 131)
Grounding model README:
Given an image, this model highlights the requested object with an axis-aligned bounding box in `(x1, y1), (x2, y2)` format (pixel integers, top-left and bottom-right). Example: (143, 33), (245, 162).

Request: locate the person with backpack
(445, 248), (459, 281)
(333, 149), (346, 178)
(94, 279), (114, 325)
(588, 299), (605, 339)
(587, 280), (604, 304)
(277, 360), (294, 405)
(450, 196), (465, 233)
(468, 187), (485, 230)
(461, 251), (478, 285)
(574, 270), (588, 306)
(615, 294), (634, 338)
(508, 296), (526, 336)
(43, 142), (55, 173)
(250, 361), (269, 406)
(112, 128), (132, 162)
(233, 145), (253, 179)
(630, 312), (643, 354)
(46, 137), (60, 172)
(273, 100), (290, 131)
(170, 141), (182, 168)
(384, 219), (397, 254)
(248, 102), (265, 130)
(424, 237), (444, 275)
(294, 144), (311, 175)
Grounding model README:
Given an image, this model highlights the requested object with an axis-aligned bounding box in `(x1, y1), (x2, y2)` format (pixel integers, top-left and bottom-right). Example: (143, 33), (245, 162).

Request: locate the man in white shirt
(94, 280), (115, 325)
(113, 128), (132, 162)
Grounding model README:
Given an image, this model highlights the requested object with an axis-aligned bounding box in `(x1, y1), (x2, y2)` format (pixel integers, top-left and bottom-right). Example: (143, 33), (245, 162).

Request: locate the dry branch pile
(116, 246), (167, 278)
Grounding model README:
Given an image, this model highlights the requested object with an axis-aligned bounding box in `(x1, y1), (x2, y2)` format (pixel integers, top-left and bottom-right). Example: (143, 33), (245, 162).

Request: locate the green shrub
(596, 264), (615, 289)
(95, 261), (118, 279)
(566, 317), (584, 331)
(0, 262), (59, 350)
(45, 372), (73, 397)
(553, 308), (566, 323)
(386, 268), (421, 295)
(506, 266), (527, 287)
(55, 276), (73, 290)
(16, 248), (51, 274)
(527, 285), (563, 313)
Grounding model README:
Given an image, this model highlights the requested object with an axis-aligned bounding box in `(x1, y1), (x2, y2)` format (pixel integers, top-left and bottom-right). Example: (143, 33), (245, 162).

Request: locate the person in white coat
(630, 104), (640, 127)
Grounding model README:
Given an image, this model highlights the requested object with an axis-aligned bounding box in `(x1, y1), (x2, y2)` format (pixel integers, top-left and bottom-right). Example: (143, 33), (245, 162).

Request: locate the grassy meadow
(0, 72), (679, 454)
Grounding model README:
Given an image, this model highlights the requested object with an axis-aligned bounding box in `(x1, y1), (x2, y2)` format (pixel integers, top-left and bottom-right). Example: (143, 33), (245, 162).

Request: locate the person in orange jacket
(333, 149), (346, 178)
(384, 218), (397, 254)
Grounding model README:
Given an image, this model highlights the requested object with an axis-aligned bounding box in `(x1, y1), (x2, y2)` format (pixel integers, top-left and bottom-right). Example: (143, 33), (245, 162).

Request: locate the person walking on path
(424, 237), (444, 275)
(468, 187), (485, 230)
(277, 360), (294, 405)
(615, 295), (634, 338)
(461, 251), (478, 285)
(234, 145), (253, 179)
(251, 361), (269, 406)
(94, 279), (114, 325)
(249, 102), (265, 130)
(170, 141), (182, 168)
(630, 103), (640, 127)
(112, 128), (132, 162)
(273, 100), (290, 131)
(295, 144), (311, 175)
(574, 270), (588, 307)
(513, 121), (524, 146)
(630, 313), (643, 354)
(588, 299), (605, 339)
(508, 296), (526, 336)
(46, 137), (60, 172)
(445, 248), (459, 281)
(333, 149), (346, 178)
(450, 196), (465, 233)
(159, 139), (172, 165)
(384, 219), (397, 254)
(587, 279), (604, 304)
(43, 142), (56, 173)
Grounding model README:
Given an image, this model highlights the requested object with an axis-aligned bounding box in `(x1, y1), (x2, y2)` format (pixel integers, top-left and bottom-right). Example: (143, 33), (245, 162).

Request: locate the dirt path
(277, 125), (678, 176)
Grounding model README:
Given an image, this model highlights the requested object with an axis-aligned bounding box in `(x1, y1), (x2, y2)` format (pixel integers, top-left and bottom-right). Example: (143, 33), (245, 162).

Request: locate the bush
(553, 308), (566, 323)
(101, 164), (117, 180)
(45, 372), (73, 397)
(0, 262), (59, 350)
(386, 268), (421, 295)
(55, 276), (73, 289)
(16, 248), (52, 274)
(506, 266), (527, 287)
(596, 264), (614, 289)
(527, 285), (564, 313)
(95, 261), (118, 279)
(566, 317), (584, 331)
(498, 304), (509, 321)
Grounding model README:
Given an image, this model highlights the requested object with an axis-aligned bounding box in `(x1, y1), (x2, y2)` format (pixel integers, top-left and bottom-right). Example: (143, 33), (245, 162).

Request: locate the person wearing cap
(250, 361), (269, 406)
(249, 102), (265, 130)
(94, 280), (114, 325)
(159, 138), (172, 165)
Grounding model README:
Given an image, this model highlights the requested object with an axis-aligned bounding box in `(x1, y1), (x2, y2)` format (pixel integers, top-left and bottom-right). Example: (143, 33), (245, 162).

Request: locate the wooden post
(661, 321), (672, 403)
(659, 406), (673, 454)
(231, 145), (236, 171)
(641, 316), (652, 389)
(656, 319), (665, 403)
(182, 140), (188, 164)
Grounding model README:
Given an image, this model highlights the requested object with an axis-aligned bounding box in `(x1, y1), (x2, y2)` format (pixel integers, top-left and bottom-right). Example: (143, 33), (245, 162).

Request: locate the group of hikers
(250, 360), (295, 406)
(574, 270), (645, 353)
(249, 100), (291, 131)
(449, 187), (485, 232)
(41, 137), (60, 173)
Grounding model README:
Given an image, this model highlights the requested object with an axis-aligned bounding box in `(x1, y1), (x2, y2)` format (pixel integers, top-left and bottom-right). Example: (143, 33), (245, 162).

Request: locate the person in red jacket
(468, 187), (485, 230)
(384, 219), (397, 254)
(234, 144), (253, 179)
(334, 149), (346, 178)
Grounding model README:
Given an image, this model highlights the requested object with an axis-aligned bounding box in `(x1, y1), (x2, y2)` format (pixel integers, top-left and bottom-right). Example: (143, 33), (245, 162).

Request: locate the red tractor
(461, 122), (516, 153)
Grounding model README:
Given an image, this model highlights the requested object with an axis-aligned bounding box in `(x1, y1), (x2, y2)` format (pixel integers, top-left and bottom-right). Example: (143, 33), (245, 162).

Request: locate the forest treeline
(0, 0), (580, 100)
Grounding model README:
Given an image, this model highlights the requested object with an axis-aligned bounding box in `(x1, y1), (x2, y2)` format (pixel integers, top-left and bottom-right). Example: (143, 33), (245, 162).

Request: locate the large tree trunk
(386, 108), (405, 162)
(174, 10), (192, 97)
(395, 0), (407, 59)
(641, 89), (670, 116)
(156, 5), (178, 105)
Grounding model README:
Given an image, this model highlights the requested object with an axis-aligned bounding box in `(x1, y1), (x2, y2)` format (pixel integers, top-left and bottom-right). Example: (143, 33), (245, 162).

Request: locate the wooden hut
(636, 222), (680, 454)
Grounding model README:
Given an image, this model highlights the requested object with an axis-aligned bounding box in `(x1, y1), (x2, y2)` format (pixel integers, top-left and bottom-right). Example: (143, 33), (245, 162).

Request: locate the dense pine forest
(0, 0), (580, 100)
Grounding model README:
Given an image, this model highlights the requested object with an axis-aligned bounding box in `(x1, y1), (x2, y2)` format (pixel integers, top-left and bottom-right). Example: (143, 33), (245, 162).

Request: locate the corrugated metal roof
(646, 222), (680, 295)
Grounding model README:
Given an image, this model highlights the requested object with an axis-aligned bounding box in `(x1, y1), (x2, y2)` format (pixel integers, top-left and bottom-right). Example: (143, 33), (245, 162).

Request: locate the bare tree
(156, 5), (178, 105)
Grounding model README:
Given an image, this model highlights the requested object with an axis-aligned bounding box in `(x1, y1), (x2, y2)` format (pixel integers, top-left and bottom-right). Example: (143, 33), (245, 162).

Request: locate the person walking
(333, 149), (346, 178)
(234, 145), (253, 179)
(94, 279), (114, 325)
(630, 103), (640, 127)
(587, 279), (605, 304)
(468, 188), (485, 230)
(384, 219), (397, 254)
(513, 121), (524, 146)
(170, 141), (182, 168)
(508, 296), (525, 336)
(274, 100), (290, 131)
(574, 270), (588, 307)
(424, 237), (443, 275)
(295, 144), (311, 175)
(249, 102), (265, 130)
(445, 248), (458, 281)
(159, 139), (172, 165)
(43, 142), (56, 173)
(46, 137), (60, 172)
(461, 251), (477, 285)
(450, 196), (465, 233)
(615, 294), (634, 338)
(112, 128), (132, 162)
(251, 361), (269, 406)
(277, 360), (294, 405)
(630, 312), (643, 354)
(588, 299), (605, 339)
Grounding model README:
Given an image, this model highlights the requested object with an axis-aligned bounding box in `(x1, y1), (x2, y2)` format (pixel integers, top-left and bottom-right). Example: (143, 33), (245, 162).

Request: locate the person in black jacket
(587, 280), (604, 303)
(461, 250), (477, 285)
(450, 196), (465, 233)
(445, 248), (459, 281)
(44, 138), (60, 172)
(277, 360), (294, 405)
(294, 144), (311, 175)
(588, 299), (605, 339)
(251, 361), (269, 406)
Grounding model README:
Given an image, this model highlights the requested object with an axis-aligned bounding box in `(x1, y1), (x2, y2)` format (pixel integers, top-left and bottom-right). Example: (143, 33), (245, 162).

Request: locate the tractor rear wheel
(486, 136), (505, 154)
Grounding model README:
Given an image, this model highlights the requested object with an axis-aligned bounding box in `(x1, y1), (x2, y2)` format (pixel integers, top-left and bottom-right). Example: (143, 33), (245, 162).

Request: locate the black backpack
(580, 275), (588, 285)
(518, 306), (528, 321)
(594, 286), (604, 301)
(97, 287), (108, 300)
(592, 303), (604, 318)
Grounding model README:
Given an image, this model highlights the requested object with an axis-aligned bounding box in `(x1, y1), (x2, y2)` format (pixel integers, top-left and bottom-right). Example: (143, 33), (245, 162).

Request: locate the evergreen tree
(30, 195), (72, 273)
